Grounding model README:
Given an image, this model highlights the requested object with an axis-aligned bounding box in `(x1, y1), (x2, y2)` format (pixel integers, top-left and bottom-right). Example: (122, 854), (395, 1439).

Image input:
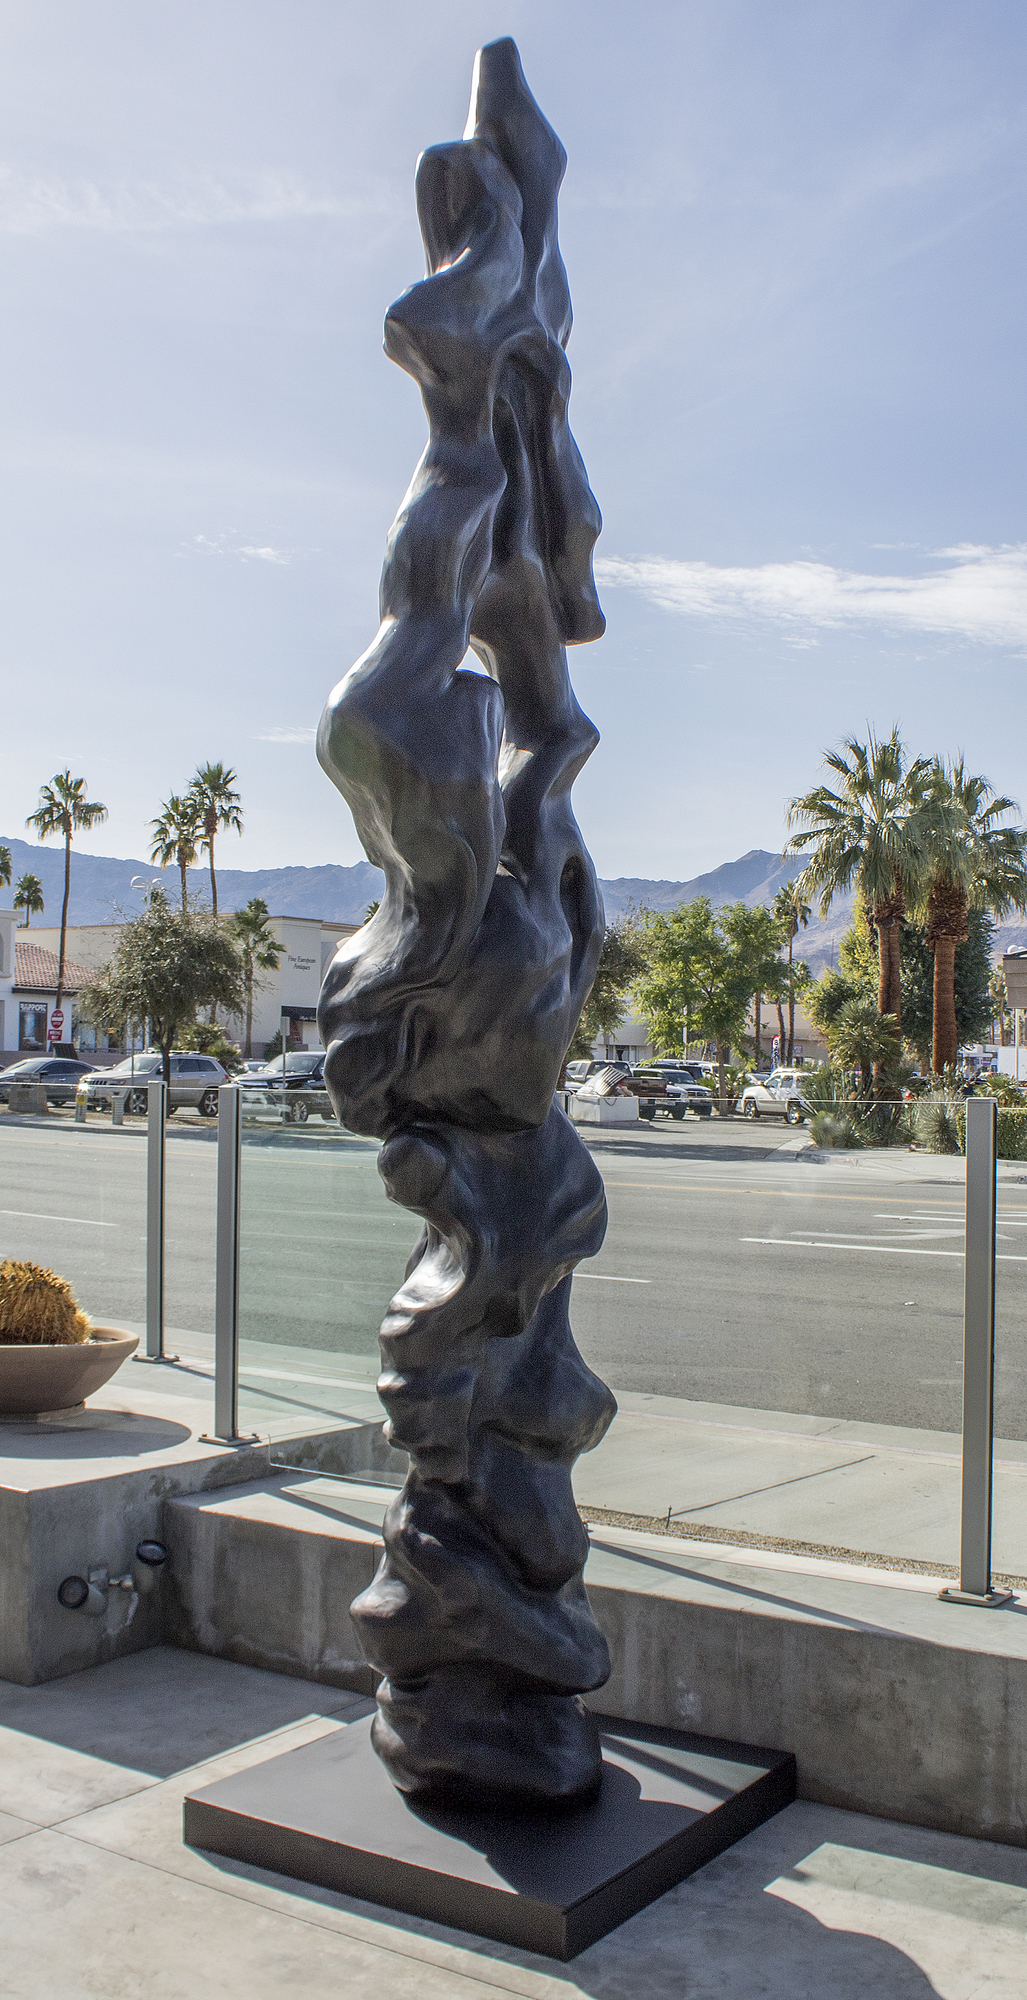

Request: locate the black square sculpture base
(184, 1713), (795, 1960)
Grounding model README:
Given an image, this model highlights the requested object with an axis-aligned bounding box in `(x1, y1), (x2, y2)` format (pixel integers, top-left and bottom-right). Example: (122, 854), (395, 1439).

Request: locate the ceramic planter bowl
(0, 1326), (139, 1417)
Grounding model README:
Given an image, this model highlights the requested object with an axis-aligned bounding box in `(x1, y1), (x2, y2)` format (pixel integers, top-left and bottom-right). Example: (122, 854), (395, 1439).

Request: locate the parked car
(737, 1070), (808, 1124)
(664, 1076), (717, 1116)
(244, 1051), (334, 1122)
(0, 1055), (93, 1104)
(77, 1052), (228, 1117)
(628, 1065), (714, 1119)
(251, 1052), (325, 1089)
(647, 1060), (708, 1084)
(563, 1060), (631, 1096)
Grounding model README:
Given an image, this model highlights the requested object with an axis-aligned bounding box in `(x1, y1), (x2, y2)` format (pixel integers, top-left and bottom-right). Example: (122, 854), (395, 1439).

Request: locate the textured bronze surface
(317, 38), (615, 1805)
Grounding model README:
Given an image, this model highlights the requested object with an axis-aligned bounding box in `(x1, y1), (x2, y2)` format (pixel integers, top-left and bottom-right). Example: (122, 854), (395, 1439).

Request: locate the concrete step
(163, 1470), (1027, 1848)
(166, 1474), (386, 1694)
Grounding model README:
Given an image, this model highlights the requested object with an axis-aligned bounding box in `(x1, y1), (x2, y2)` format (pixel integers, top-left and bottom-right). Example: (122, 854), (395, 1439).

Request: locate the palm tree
(829, 996), (902, 1098)
(915, 761), (1027, 1073)
(188, 762), (243, 917)
(13, 873), (44, 926)
(772, 880), (811, 1062)
(786, 730), (928, 1035)
(26, 772), (107, 1033)
(150, 794), (202, 911)
(0, 845), (10, 892)
(231, 899), (282, 1056)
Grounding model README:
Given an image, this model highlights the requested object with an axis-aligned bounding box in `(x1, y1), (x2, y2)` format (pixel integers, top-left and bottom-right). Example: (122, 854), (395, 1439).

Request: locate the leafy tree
(786, 729), (928, 1033)
(176, 1019), (244, 1074)
(772, 880), (811, 1061)
(150, 794), (202, 911)
(0, 845), (10, 890)
(632, 897), (770, 1108)
(719, 902), (788, 1070)
(26, 771), (108, 1030)
(913, 760), (1027, 1072)
(231, 898), (283, 1057)
(805, 901), (997, 1076)
(84, 888), (244, 1084)
(188, 762), (243, 917)
(568, 916), (646, 1061)
(13, 873), (44, 926)
(826, 996), (901, 1098)
(899, 908), (995, 1072)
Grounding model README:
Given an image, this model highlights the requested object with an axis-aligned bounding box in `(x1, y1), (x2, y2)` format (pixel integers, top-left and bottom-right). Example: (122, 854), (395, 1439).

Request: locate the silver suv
(78, 1052), (228, 1117)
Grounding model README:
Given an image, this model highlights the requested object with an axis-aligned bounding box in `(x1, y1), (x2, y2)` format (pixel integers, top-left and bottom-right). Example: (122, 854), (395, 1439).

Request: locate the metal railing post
(940, 1094), (1013, 1607)
(203, 1084), (258, 1445)
(135, 1079), (178, 1365)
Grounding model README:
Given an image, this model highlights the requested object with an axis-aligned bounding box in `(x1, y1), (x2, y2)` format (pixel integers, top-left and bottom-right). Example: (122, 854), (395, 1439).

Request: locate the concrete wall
(159, 1461), (1027, 1848)
(0, 1434), (271, 1686)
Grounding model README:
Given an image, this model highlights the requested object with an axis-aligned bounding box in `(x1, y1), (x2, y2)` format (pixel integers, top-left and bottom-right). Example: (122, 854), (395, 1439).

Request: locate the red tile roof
(13, 942), (96, 992)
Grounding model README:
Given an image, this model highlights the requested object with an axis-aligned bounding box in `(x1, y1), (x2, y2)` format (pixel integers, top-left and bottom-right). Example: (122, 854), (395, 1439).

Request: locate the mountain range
(3, 835), (1024, 972)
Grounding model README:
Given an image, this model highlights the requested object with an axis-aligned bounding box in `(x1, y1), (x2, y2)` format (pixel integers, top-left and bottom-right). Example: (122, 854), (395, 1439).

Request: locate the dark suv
(0, 1056), (93, 1105)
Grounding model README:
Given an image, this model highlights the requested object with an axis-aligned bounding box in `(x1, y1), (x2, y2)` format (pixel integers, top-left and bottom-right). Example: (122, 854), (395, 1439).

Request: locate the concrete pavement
(2, 1644), (1026, 1996)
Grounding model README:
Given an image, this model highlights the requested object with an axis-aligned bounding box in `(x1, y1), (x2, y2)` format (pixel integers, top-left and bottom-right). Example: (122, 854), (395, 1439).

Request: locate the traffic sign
(47, 1026), (61, 1042)
(50, 1009), (64, 1030)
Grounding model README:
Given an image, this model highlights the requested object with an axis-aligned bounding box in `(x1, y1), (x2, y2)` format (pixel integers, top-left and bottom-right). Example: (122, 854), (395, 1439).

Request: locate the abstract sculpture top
(318, 36), (606, 1137)
(317, 39), (615, 1811)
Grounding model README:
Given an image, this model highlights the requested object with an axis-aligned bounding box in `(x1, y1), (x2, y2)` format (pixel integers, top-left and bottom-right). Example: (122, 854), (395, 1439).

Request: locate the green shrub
(974, 1074), (1026, 1108)
(177, 1020), (244, 1074)
(996, 1109), (1027, 1160)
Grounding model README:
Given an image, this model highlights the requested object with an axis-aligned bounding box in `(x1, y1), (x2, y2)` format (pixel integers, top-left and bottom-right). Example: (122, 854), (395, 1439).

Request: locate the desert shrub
(811, 1109), (862, 1149)
(915, 1092), (965, 1155)
(855, 1100), (914, 1148)
(0, 1261), (90, 1343)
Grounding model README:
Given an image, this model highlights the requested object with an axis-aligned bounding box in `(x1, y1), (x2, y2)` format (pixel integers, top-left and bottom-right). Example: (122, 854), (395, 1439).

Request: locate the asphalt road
(3, 1108), (1027, 1438)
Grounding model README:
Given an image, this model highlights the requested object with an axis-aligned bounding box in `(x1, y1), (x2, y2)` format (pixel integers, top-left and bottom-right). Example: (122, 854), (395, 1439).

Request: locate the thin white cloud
(257, 726), (317, 744)
(185, 534), (304, 566)
(0, 165), (397, 236)
(595, 544), (1027, 649)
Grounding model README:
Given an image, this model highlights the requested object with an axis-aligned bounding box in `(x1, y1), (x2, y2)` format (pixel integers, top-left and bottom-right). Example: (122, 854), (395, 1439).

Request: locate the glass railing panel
(562, 1092), (992, 1584)
(0, 1091), (147, 1339)
(237, 1088), (418, 1454)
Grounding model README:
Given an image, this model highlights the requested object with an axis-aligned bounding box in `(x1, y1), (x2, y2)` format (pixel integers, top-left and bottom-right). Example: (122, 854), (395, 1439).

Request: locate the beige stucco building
(0, 913), (358, 1062)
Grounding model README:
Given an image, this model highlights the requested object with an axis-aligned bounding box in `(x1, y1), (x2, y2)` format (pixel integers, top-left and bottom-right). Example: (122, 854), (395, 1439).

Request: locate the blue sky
(1, 0), (1024, 883)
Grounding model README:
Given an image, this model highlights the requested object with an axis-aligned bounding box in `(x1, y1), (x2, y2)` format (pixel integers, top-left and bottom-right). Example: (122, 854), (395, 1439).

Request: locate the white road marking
(741, 1237), (962, 1258)
(0, 1208), (115, 1227)
(743, 1235), (1027, 1263)
(576, 1273), (651, 1283)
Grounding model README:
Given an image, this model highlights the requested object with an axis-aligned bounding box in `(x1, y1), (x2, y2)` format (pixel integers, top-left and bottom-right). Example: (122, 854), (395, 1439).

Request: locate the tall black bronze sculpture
(317, 36), (617, 1808)
(185, 46), (795, 1944)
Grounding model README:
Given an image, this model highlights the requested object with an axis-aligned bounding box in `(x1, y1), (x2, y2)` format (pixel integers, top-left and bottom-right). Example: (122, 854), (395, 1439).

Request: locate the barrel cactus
(0, 1261), (91, 1343)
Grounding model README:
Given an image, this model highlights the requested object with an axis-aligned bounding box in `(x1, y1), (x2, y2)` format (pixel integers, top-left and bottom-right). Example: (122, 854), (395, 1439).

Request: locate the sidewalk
(3, 1644), (1026, 1998)
(576, 1390), (1027, 1583)
(77, 1356), (1027, 1586)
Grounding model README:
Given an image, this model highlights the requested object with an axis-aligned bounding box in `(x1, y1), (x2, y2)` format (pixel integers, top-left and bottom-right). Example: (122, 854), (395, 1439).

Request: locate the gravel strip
(579, 1505), (1027, 1590)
